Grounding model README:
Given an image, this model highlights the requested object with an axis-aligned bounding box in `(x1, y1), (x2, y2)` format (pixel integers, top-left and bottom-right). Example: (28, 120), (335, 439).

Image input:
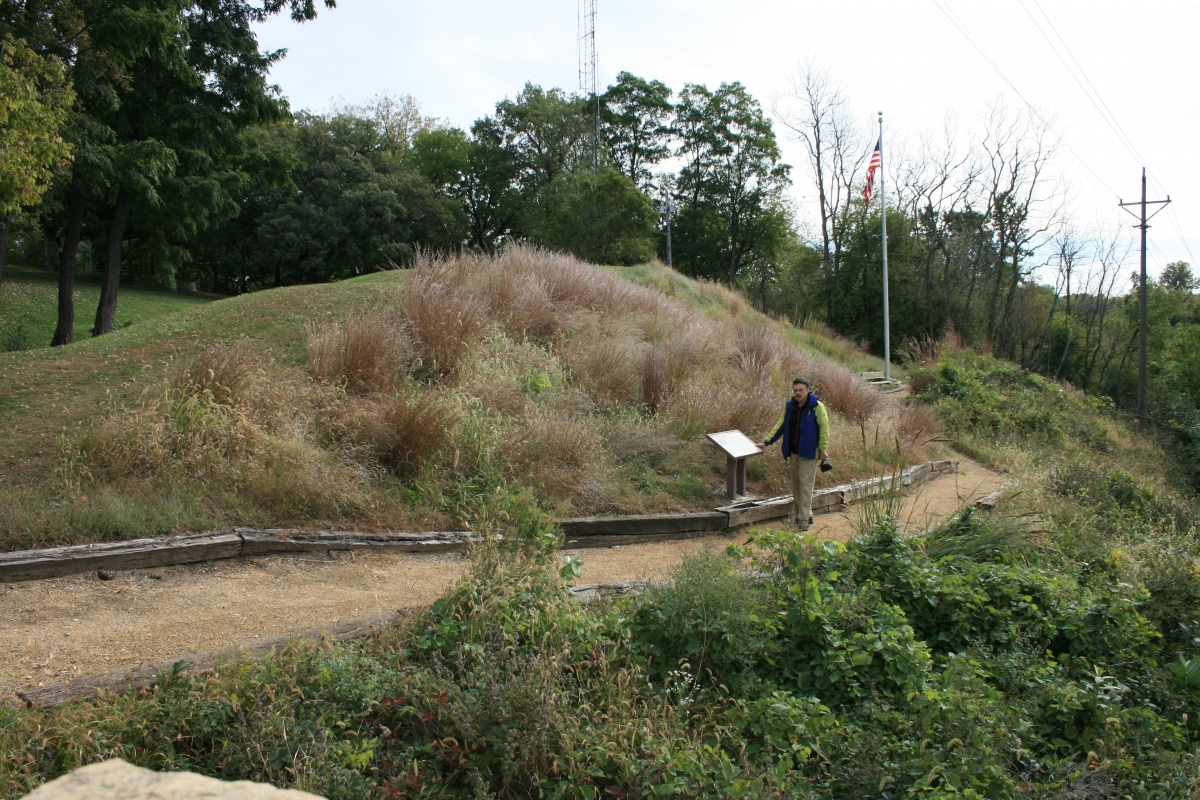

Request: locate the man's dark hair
(792, 378), (811, 388)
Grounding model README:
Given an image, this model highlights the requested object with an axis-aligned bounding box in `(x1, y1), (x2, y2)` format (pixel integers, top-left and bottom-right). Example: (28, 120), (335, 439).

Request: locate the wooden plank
(813, 490), (845, 511)
(0, 533), (243, 583)
(904, 463), (931, 486)
(559, 512), (728, 537)
(571, 579), (655, 601)
(17, 611), (408, 709)
(974, 483), (1008, 510)
(862, 371), (885, 379)
(720, 496), (791, 527)
(238, 529), (473, 556)
(563, 530), (732, 549)
(930, 459), (956, 475)
(717, 488), (845, 528)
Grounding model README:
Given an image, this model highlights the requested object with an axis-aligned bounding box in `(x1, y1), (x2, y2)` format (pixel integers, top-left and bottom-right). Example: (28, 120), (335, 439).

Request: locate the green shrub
(1135, 546), (1200, 655)
(628, 550), (778, 690)
(808, 655), (1023, 798)
(913, 351), (1115, 450)
(775, 582), (933, 706)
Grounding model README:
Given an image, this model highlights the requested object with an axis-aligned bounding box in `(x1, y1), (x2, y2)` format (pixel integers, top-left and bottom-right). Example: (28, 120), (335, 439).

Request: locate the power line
(1023, 0), (1147, 167)
(1018, 1), (1197, 269)
(1147, 174), (1198, 267)
(927, 0), (1125, 203)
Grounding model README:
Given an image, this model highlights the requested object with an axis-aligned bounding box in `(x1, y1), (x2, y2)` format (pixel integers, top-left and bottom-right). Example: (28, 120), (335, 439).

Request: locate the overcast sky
(254, 0), (1199, 280)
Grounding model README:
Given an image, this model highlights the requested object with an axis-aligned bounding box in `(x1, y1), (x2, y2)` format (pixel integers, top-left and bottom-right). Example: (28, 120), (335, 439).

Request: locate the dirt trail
(1, 458), (1003, 703)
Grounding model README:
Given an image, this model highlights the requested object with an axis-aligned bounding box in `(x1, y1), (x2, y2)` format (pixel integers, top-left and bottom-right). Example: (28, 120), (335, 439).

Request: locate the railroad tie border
(0, 460), (959, 584)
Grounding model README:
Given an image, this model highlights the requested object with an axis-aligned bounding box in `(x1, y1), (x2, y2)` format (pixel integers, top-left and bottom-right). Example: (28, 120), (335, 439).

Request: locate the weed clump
(305, 310), (413, 393)
(79, 342), (373, 524)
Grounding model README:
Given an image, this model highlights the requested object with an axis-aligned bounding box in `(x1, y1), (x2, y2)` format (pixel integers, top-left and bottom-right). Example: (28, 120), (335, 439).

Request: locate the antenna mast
(578, 0), (599, 173)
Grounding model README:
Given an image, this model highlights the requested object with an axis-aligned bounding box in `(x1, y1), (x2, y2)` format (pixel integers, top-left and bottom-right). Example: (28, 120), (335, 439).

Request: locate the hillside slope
(0, 248), (921, 550)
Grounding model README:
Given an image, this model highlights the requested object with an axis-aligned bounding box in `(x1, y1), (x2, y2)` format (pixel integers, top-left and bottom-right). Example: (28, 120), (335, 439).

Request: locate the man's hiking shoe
(795, 517), (809, 532)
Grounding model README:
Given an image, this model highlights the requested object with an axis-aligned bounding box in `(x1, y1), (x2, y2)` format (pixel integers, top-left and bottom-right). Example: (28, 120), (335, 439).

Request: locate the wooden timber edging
(974, 482), (1010, 510)
(0, 461), (958, 584)
(0, 529), (476, 583)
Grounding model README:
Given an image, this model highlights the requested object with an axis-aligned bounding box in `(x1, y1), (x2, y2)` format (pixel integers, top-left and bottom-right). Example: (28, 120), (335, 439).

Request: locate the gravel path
(2, 458), (1003, 703)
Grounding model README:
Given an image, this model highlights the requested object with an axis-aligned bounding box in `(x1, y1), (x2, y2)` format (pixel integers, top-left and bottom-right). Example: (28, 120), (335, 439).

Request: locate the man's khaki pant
(788, 455), (819, 523)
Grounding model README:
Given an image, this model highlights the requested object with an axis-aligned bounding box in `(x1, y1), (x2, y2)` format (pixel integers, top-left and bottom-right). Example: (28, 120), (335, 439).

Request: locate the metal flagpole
(879, 112), (890, 381)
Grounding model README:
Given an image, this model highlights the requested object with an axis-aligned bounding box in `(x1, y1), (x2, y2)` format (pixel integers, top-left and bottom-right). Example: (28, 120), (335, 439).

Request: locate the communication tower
(578, 0), (599, 173)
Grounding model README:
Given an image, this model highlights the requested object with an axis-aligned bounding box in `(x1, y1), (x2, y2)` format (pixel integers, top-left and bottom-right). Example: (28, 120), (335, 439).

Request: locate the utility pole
(1118, 168), (1170, 429)
(658, 191), (674, 269)
(878, 112), (891, 381)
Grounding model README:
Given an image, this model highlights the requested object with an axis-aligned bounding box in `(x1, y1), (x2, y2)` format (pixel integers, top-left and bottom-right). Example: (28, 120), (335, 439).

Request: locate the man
(763, 378), (829, 531)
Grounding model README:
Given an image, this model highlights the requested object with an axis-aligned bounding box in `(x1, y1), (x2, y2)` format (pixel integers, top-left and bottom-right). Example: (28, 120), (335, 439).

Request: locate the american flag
(862, 137), (881, 203)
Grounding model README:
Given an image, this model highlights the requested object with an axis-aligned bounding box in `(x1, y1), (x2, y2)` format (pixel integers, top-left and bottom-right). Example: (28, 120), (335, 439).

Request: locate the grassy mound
(0, 248), (931, 550)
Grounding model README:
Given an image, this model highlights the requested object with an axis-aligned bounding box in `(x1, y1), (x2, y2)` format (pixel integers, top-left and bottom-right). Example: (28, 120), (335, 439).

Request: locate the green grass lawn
(0, 263), (218, 351)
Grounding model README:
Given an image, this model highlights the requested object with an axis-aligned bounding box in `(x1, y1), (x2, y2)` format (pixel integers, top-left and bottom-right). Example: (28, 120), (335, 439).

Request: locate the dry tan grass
(83, 365), (373, 518)
(305, 310), (412, 393)
(72, 243), (938, 535)
(641, 349), (670, 414)
(345, 390), (460, 478)
(800, 315), (838, 340)
(399, 265), (491, 378)
(662, 376), (779, 439)
(897, 404), (941, 452)
(558, 318), (646, 407)
(176, 341), (261, 407)
(812, 366), (887, 425)
(507, 410), (608, 505)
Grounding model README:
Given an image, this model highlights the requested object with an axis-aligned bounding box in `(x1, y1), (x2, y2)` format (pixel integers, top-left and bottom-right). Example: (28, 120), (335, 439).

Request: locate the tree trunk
(51, 170), (86, 347)
(997, 251), (1024, 357)
(92, 188), (133, 337)
(43, 230), (58, 272)
(0, 217), (10, 283)
(1054, 325), (1071, 380)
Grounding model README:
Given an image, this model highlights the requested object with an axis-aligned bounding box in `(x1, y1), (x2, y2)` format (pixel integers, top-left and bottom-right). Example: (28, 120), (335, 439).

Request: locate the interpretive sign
(707, 430), (762, 460)
(706, 430), (763, 499)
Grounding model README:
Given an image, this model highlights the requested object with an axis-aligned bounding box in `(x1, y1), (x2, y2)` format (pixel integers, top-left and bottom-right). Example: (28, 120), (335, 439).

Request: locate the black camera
(819, 459), (833, 473)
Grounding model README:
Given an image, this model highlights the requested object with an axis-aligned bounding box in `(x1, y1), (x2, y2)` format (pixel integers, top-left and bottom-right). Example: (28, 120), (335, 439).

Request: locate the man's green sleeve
(765, 408), (786, 444)
(816, 402), (830, 454)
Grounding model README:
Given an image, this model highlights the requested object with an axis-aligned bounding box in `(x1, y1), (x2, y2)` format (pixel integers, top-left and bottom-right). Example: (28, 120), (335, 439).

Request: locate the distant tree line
(0, 0), (337, 345)
(0, 9), (797, 337)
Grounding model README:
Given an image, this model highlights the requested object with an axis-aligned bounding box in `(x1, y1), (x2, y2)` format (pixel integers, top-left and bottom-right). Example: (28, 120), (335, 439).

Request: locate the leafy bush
(628, 550), (777, 690)
(911, 351), (1114, 449)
